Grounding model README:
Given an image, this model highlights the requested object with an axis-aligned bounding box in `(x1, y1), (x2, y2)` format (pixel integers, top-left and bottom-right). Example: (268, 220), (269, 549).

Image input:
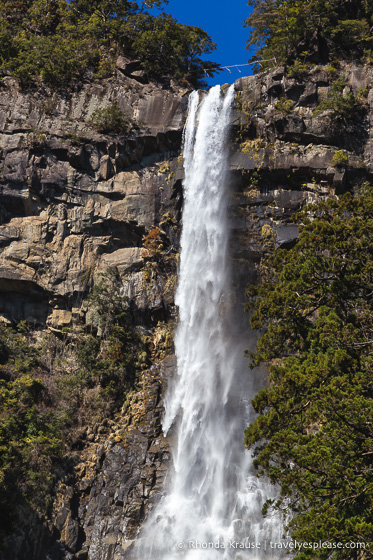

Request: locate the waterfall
(137, 85), (283, 559)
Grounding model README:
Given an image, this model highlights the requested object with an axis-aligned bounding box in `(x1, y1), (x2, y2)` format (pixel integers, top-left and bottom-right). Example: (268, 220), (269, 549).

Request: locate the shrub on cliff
(313, 77), (362, 122)
(90, 103), (129, 133)
(274, 96), (294, 116)
(245, 185), (373, 556)
(332, 150), (348, 168)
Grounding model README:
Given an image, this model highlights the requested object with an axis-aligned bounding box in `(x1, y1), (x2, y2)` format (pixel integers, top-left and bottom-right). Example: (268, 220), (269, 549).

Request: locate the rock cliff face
(0, 73), (187, 327)
(1, 61), (372, 560)
(0, 70), (186, 560)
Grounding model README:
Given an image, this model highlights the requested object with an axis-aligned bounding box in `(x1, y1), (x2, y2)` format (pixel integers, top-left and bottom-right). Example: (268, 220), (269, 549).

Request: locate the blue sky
(162, 0), (255, 87)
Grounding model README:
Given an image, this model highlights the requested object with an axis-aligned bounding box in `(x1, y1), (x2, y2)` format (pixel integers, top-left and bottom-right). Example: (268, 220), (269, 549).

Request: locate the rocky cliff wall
(0, 69), (187, 560)
(1, 61), (372, 560)
(0, 71), (187, 328)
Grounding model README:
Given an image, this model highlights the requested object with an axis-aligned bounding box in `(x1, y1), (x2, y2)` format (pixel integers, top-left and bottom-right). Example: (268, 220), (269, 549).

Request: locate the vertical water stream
(138, 85), (283, 559)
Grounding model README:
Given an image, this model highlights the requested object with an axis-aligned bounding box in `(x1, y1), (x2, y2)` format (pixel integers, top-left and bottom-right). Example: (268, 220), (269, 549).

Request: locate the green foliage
(0, 272), (148, 542)
(274, 97), (294, 116)
(332, 150), (348, 168)
(245, 188), (373, 557)
(245, 0), (373, 69)
(130, 13), (220, 86)
(85, 270), (148, 399)
(325, 64), (338, 79)
(363, 48), (373, 65)
(90, 103), (129, 133)
(0, 0), (219, 88)
(287, 60), (308, 80)
(313, 78), (361, 122)
(358, 85), (370, 99)
(8, 34), (99, 88)
(0, 327), (63, 542)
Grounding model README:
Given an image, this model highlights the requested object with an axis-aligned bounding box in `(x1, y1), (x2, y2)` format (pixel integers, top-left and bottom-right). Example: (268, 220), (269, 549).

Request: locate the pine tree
(246, 185), (373, 558)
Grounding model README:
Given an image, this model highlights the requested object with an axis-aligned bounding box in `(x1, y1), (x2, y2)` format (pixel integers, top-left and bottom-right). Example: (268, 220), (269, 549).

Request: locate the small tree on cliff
(245, 185), (373, 558)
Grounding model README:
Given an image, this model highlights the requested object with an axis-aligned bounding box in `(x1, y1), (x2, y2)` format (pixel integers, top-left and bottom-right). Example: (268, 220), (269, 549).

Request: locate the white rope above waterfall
(203, 57), (278, 74)
(222, 64), (249, 73)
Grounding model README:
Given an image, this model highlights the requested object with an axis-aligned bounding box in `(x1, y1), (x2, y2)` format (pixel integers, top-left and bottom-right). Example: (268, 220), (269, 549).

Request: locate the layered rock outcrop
(1, 61), (372, 560)
(0, 73), (187, 327)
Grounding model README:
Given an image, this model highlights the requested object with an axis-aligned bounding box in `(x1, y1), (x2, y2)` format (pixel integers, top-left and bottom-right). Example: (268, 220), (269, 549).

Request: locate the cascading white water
(137, 85), (283, 560)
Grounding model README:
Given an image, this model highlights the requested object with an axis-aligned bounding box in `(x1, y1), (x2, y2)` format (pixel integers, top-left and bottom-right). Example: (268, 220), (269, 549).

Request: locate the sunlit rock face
(0, 62), (372, 560)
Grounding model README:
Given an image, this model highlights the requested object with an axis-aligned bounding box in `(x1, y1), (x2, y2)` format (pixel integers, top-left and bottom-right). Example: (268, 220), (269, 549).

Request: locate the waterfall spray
(137, 85), (283, 560)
